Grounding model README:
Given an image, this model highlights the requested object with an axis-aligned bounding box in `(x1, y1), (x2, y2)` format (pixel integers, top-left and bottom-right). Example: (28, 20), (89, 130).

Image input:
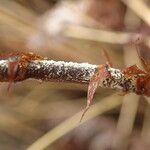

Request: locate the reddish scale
(0, 52), (43, 93)
(136, 75), (150, 96)
(123, 63), (150, 97)
(16, 53), (43, 81)
(134, 47), (150, 96)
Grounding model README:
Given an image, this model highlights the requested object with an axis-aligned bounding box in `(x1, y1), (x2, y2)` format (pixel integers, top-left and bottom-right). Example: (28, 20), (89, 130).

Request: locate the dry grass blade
(142, 97), (150, 145)
(63, 24), (145, 44)
(121, 0), (150, 26)
(27, 94), (122, 150)
(112, 94), (139, 150)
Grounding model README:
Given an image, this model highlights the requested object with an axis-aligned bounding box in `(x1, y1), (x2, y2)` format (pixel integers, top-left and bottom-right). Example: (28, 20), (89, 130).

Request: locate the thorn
(79, 63), (112, 122)
(79, 104), (90, 123)
(102, 49), (113, 67)
(135, 44), (148, 72)
(79, 83), (95, 122)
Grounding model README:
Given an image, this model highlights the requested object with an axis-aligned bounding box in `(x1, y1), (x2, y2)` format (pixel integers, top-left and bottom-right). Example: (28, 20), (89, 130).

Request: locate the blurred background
(0, 0), (150, 150)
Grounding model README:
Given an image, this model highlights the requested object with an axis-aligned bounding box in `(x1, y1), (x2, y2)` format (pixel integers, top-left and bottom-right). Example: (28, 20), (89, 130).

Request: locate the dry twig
(0, 52), (150, 97)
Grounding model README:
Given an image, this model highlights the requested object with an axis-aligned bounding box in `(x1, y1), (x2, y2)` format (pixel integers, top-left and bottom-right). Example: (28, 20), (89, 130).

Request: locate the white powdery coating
(102, 67), (125, 90)
(0, 60), (8, 74)
(35, 60), (127, 90)
(42, 60), (97, 80)
(108, 68), (123, 80)
(0, 60), (8, 67)
(40, 60), (97, 70)
(28, 60), (97, 83)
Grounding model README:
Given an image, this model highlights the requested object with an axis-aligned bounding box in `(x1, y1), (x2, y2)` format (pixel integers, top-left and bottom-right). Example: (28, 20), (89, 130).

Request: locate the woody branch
(0, 58), (138, 94)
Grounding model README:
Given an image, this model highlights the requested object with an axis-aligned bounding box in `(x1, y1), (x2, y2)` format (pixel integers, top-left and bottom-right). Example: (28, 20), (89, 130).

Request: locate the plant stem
(0, 57), (145, 96)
